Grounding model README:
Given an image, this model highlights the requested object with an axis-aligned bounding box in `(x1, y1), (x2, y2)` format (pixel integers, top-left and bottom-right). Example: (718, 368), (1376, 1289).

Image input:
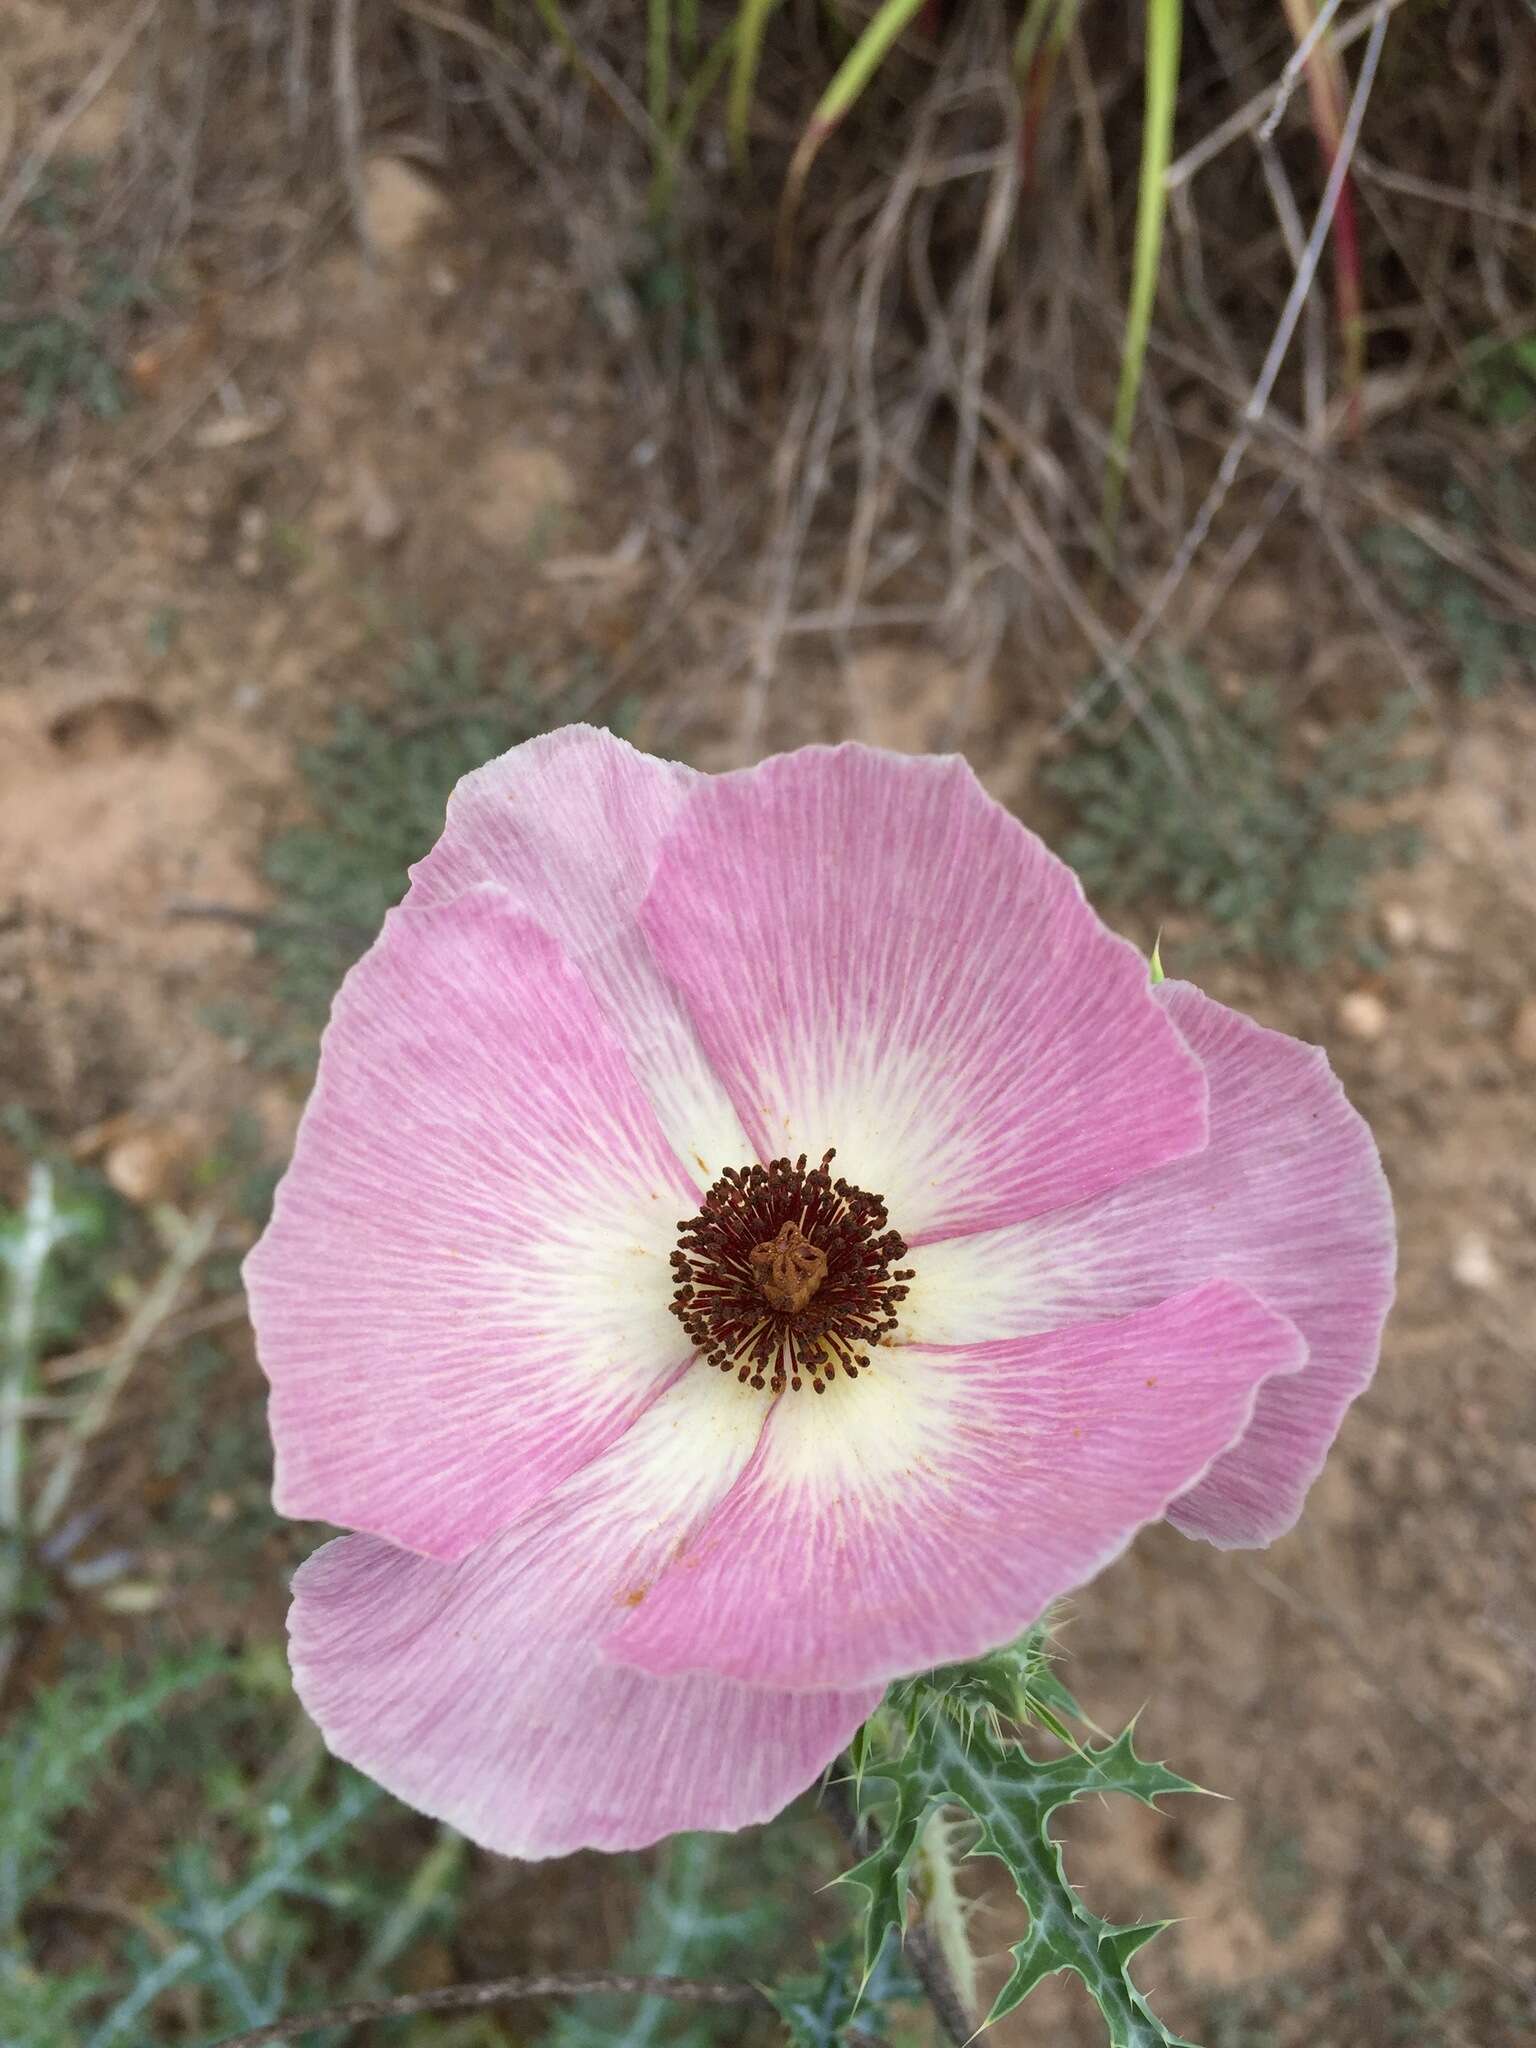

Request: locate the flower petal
(245, 890), (703, 1560)
(407, 724), (751, 1180)
(608, 1281), (1305, 1691)
(287, 1370), (879, 1857)
(637, 745), (1208, 1242)
(905, 982), (1396, 1546)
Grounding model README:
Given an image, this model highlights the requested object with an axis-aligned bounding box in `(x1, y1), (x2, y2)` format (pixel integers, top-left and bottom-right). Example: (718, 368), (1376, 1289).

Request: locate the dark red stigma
(669, 1150), (914, 1395)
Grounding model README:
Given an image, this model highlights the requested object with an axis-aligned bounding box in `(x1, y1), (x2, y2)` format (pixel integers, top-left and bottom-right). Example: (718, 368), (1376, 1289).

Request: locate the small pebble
(1451, 1232), (1499, 1292)
(1337, 990), (1388, 1043)
(1380, 902), (1418, 949)
(352, 459), (405, 546)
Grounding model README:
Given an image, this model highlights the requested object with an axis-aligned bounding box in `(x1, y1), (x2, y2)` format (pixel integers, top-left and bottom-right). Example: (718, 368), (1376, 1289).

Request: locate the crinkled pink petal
(288, 1371), (880, 1858)
(1160, 984), (1393, 1542)
(608, 1280), (1305, 1692)
(245, 889), (704, 1561)
(407, 724), (750, 1180)
(910, 982), (1395, 1546)
(636, 745), (1209, 1243)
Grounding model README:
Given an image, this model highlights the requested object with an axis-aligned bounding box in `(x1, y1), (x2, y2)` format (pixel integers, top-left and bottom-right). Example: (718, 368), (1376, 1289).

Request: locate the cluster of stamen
(670, 1151), (914, 1394)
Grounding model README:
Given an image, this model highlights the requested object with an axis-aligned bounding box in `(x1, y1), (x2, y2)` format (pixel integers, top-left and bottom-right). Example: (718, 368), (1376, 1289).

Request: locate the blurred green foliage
(768, 1930), (920, 2046)
(549, 1833), (782, 2048)
(0, 1645), (472, 2048)
(1045, 667), (1427, 966)
(1456, 334), (1536, 428)
(1362, 502), (1536, 701)
(0, 160), (158, 425)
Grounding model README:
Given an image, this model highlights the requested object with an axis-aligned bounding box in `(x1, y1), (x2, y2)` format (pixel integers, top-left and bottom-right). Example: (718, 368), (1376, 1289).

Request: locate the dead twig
(43, 1291), (248, 1386)
(207, 1972), (797, 2048)
(1165, 0), (1408, 189)
(331, 0), (371, 258)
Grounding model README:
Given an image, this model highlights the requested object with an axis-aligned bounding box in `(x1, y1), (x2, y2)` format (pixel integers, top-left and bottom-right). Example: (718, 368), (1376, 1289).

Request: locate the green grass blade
(1103, 0), (1183, 546)
(648, 0), (671, 132)
(809, 0), (926, 132)
(1011, 0), (1078, 81)
(729, 0), (786, 171)
(651, 23), (739, 219)
(528, 0), (576, 59)
(781, 0), (926, 268)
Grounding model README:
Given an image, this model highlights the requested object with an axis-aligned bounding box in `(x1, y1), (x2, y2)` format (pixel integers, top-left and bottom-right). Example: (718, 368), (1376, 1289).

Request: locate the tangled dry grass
(7, 0), (1534, 751)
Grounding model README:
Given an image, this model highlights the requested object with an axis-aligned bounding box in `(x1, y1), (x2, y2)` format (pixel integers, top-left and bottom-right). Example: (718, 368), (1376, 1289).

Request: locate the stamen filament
(669, 1150), (914, 1396)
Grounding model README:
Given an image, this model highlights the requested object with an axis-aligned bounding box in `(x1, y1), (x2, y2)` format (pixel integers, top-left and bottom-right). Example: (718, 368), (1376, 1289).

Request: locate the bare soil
(2, 6), (1533, 2044)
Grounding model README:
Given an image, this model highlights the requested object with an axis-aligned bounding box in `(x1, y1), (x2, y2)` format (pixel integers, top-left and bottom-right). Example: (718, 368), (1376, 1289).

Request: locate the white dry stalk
(1164, 0), (1408, 191)
(919, 1805), (981, 2021)
(0, 1164), (68, 1539)
(1258, 0), (1350, 146)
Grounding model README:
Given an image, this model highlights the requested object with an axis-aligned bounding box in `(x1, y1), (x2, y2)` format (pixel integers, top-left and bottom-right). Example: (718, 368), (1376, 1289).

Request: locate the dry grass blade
(207, 1972), (777, 2048)
(31, 1206), (220, 1539)
(1071, 0), (1394, 723)
(0, 0), (159, 243)
(331, 0), (370, 256)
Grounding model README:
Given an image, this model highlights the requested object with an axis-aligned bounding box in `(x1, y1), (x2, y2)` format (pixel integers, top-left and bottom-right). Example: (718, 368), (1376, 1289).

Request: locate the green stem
(650, 23), (738, 220)
(648, 0), (671, 132)
(729, 0), (787, 170)
(1102, 0), (1183, 547)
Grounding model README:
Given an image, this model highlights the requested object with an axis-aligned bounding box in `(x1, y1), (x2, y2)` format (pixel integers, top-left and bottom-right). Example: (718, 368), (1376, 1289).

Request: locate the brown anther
(749, 1220), (828, 1314)
(668, 1147), (911, 1397)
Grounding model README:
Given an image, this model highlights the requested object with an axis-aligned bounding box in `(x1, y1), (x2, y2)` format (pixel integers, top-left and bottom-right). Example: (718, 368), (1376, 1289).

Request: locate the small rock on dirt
(1337, 990), (1388, 1043)
(350, 458), (405, 546)
(361, 156), (449, 257)
(1450, 1231), (1499, 1293)
(1219, 574), (1299, 657)
(1379, 901), (1419, 950)
(104, 1123), (200, 1207)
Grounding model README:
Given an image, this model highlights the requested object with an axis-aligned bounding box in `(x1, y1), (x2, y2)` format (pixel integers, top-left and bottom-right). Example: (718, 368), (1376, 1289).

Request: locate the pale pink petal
(245, 890), (704, 1561)
(905, 982), (1395, 1546)
(636, 746), (1208, 1243)
(609, 1281), (1305, 1692)
(288, 1371), (880, 1857)
(407, 724), (750, 1180)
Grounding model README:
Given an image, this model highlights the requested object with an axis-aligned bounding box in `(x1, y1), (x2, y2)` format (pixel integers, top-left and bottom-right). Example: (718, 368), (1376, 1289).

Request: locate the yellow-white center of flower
(668, 1150), (914, 1395)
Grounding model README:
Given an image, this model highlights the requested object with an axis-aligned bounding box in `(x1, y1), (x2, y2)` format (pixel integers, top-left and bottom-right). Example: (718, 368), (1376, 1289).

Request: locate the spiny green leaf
(844, 1697), (1203, 2044)
(885, 1621), (1085, 1745)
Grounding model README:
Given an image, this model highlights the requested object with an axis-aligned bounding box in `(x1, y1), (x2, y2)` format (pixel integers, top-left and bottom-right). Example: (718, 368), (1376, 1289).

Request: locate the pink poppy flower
(245, 729), (1394, 1859)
